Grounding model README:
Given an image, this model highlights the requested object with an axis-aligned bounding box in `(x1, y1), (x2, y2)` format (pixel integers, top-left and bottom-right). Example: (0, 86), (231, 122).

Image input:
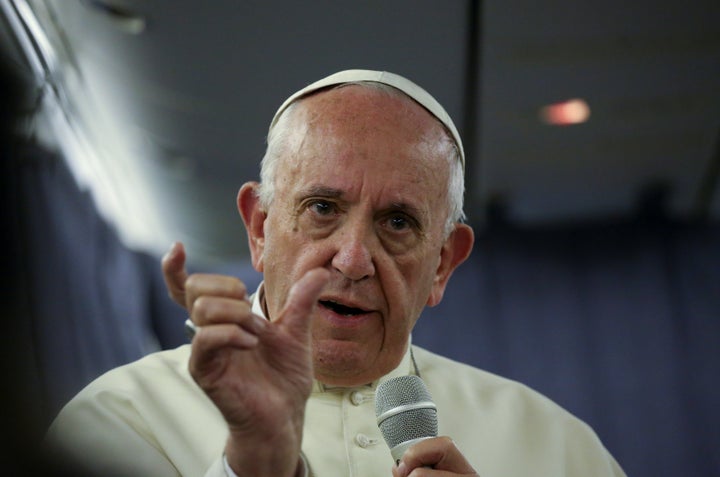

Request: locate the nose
(331, 225), (376, 282)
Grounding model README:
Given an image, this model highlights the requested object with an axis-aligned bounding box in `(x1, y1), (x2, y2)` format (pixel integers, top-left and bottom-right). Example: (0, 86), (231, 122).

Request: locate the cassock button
(350, 391), (365, 406)
(355, 433), (371, 448)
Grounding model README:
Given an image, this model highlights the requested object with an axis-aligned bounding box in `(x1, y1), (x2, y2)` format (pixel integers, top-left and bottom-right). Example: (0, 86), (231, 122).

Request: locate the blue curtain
(413, 221), (720, 477)
(5, 144), (719, 476)
(6, 145), (187, 424)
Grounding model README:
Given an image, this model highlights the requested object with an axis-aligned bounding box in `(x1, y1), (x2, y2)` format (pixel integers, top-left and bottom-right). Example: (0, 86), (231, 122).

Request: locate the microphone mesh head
(375, 375), (438, 449)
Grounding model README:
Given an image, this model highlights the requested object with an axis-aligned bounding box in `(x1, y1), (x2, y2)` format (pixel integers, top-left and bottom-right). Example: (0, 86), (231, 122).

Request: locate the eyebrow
(301, 186), (344, 199)
(388, 202), (423, 217)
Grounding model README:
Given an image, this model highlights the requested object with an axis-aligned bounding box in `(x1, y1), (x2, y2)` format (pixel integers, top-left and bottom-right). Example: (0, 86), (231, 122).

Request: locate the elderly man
(47, 70), (625, 477)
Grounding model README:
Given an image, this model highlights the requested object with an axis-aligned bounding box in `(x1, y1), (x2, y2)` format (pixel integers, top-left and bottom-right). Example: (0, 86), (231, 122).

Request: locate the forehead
(281, 85), (452, 200)
(282, 86), (451, 175)
(299, 84), (444, 136)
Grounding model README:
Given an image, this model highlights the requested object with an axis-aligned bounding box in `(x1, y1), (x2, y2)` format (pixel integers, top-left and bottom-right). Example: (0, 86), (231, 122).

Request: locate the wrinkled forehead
(268, 69), (464, 169)
(276, 87), (454, 185)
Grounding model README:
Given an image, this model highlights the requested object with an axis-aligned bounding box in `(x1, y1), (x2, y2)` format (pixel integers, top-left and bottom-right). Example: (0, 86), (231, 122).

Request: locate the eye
(388, 215), (410, 231)
(308, 199), (336, 216)
(377, 211), (423, 253)
(296, 197), (341, 237)
(382, 212), (420, 234)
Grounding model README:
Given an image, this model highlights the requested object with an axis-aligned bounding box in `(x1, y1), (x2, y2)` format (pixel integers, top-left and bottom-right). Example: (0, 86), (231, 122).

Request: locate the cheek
(399, 253), (441, 312)
(399, 247), (439, 284)
(259, 217), (303, 315)
(382, 256), (436, 326)
(263, 208), (305, 259)
(263, 224), (333, 287)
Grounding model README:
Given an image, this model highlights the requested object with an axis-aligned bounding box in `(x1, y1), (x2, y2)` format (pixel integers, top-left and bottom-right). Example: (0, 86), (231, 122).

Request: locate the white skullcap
(268, 69), (465, 168)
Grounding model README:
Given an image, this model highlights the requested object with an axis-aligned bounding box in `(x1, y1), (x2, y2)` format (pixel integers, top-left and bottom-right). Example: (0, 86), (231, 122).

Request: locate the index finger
(162, 242), (189, 308)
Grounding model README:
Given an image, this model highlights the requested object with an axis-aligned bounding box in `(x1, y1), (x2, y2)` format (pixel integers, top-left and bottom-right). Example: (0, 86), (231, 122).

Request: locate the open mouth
(319, 300), (369, 317)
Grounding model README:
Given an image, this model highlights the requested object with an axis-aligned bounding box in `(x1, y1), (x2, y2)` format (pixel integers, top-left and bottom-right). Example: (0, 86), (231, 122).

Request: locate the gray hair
(258, 82), (466, 236)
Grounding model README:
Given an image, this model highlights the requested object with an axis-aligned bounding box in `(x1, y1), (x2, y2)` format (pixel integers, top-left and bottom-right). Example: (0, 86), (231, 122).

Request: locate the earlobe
(426, 224), (474, 307)
(237, 182), (267, 272)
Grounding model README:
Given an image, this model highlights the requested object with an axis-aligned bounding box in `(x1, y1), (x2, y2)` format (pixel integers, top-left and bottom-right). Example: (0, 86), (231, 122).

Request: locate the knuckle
(189, 326), (219, 354)
(184, 273), (201, 291)
(185, 274), (247, 298)
(226, 277), (247, 297)
(192, 295), (213, 317)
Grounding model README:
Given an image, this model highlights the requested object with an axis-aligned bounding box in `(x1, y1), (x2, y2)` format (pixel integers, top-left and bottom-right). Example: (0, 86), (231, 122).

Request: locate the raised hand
(163, 243), (329, 477)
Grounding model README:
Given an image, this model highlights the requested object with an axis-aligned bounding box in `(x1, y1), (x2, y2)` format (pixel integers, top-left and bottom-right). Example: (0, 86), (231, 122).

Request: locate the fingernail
(396, 461), (407, 477)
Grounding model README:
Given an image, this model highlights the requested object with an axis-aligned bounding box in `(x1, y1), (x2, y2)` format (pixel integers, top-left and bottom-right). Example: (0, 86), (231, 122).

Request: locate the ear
(426, 223), (474, 307)
(237, 182), (267, 272)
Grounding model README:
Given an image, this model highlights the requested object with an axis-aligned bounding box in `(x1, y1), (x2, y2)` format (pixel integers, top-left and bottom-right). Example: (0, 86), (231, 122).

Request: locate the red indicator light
(540, 99), (591, 126)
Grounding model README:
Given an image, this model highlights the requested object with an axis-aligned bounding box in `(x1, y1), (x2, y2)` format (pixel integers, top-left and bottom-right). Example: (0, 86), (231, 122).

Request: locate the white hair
(258, 82), (466, 236)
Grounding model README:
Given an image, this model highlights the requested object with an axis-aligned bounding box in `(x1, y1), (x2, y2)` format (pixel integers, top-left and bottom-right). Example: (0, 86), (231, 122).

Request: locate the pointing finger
(162, 242), (189, 308)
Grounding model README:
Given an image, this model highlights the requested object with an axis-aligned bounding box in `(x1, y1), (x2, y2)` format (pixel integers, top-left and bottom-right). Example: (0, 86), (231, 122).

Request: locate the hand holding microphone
(376, 375), (480, 476)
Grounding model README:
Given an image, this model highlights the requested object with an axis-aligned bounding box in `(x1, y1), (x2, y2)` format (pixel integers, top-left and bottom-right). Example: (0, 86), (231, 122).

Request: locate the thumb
(278, 268), (330, 337)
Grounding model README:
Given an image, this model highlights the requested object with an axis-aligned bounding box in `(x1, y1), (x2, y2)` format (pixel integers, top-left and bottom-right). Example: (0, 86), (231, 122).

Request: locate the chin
(313, 339), (378, 385)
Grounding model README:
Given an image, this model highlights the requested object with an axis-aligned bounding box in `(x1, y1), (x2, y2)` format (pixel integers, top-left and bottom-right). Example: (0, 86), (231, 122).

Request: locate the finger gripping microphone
(375, 375), (438, 463)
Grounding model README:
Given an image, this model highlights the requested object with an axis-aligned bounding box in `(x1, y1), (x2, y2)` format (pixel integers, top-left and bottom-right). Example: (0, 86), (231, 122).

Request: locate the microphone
(375, 375), (438, 463)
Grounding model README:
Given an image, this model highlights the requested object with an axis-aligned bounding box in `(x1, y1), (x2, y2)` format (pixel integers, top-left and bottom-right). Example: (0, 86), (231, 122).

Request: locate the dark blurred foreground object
(0, 43), (103, 477)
